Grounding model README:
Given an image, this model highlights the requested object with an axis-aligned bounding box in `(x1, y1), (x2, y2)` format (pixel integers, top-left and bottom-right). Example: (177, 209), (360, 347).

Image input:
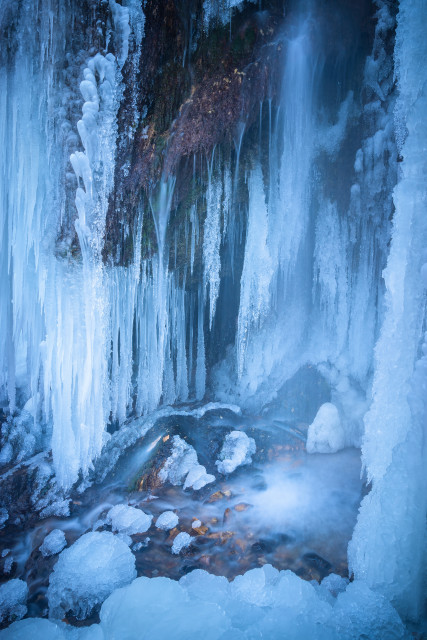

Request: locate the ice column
(348, 0), (427, 619)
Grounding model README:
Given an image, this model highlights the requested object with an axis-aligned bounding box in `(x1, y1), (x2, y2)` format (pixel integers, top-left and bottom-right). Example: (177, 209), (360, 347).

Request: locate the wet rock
(302, 552), (332, 578)
(234, 502), (253, 512)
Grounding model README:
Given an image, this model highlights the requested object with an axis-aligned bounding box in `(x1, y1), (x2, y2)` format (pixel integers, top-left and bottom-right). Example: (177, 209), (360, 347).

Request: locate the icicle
(203, 151), (222, 330)
(237, 166), (272, 379)
(195, 285), (206, 401)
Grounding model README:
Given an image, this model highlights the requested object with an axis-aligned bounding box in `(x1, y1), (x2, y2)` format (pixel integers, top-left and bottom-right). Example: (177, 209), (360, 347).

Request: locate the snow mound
(40, 529), (67, 557)
(216, 431), (256, 474)
(0, 579), (28, 624)
(47, 531), (136, 619)
(160, 436), (215, 490)
(155, 511), (178, 531)
(106, 504), (152, 535)
(306, 403), (346, 454)
(172, 532), (192, 554)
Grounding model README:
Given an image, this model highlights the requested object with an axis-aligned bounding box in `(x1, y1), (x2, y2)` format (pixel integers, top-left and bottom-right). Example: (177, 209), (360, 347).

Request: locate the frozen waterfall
(0, 0), (426, 634)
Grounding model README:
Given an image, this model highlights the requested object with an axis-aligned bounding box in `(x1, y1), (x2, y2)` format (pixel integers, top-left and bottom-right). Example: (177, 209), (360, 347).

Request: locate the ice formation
(155, 511), (179, 531)
(171, 532), (192, 555)
(106, 504), (152, 535)
(203, 0), (257, 30)
(39, 529), (67, 558)
(159, 436), (215, 491)
(216, 431), (256, 474)
(1, 567), (407, 639)
(306, 403), (346, 454)
(0, 0), (426, 635)
(47, 531), (136, 620)
(348, 0), (427, 620)
(0, 579), (28, 624)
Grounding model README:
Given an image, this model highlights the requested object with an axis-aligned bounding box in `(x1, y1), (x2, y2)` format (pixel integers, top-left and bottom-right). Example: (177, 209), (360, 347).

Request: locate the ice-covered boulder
(306, 403), (346, 454)
(155, 511), (178, 531)
(40, 529), (67, 557)
(0, 579), (28, 624)
(106, 504), (152, 535)
(171, 532), (192, 554)
(216, 431), (256, 474)
(100, 576), (229, 640)
(183, 463), (215, 490)
(159, 436), (215, 491)
(47, 531), (136, 619)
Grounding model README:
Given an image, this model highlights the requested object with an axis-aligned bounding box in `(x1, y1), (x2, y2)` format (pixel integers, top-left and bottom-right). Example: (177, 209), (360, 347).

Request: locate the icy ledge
(0, 566), (407, 639)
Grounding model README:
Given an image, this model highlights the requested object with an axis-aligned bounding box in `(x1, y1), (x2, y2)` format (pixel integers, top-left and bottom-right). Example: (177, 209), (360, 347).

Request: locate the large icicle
(203, 162), (223, 330)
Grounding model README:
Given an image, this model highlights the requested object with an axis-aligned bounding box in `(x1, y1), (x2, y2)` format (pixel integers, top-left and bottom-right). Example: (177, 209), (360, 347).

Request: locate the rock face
(104, 0), (284, 266)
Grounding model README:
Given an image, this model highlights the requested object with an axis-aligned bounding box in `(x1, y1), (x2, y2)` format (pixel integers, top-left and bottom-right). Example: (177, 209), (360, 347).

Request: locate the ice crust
(160, 435), (215, 490)
(106, 504), (152, 535)
(40, 529), (67, 557)
(155, 511), (179, 531)
(47, 531), (136, 619)
(216, 431), (256, 474)
(0, 579), (28, 624)
(306, 403), (346, 454)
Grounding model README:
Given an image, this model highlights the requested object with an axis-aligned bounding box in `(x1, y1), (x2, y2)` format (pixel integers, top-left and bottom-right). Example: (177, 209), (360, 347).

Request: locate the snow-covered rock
(216, 431), (256, 474)
(160, 436), (215, 491)
(155, 511), (178, 531)
(306, 403), (346, 454)
(40, 529), (67, 557)
(192, 520), (202, 529)
(47, 531), (136, 619)
(183, 464), (215, 490)
(171, 532), (192, 554)
(106, 504), (152, 535)
(0, 579), (28, 624)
